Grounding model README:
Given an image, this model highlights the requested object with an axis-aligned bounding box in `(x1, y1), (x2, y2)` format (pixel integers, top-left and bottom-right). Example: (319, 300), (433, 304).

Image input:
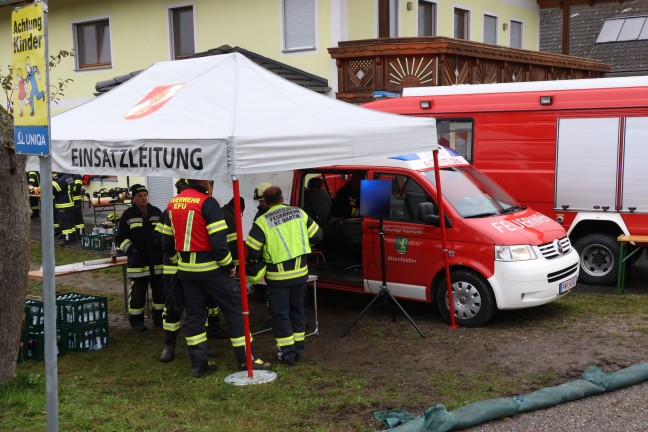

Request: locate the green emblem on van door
(396, 238), (409, 254)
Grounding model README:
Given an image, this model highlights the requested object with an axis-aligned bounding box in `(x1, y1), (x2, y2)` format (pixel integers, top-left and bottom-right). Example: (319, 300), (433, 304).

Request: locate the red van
(293, 147), (579, 326)
(364, 76), (648, 286)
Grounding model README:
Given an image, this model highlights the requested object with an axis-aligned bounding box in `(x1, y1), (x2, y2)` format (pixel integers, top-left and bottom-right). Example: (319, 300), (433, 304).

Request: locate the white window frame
(510, 19), (523, 49)
(167, 2), (197, 61)
(483, 13), (498, 45)
(71, 16), (113, 71)
(417, 0), (438, 37)
(453, 6), (471, 40)
(281, 0), (318, 53)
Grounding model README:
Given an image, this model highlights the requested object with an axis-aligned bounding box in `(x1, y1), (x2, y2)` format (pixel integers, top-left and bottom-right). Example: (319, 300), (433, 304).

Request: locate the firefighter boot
(277, 345), (296, 366)
(128, 314), (148, 332)
(152, 309), (164, 328)
(294, 340), (305, 363)
(234, 345), (272, 371)
(188, 343), (217, 378)
(160, 330), (178, 363)
(206, 312), (227, 340)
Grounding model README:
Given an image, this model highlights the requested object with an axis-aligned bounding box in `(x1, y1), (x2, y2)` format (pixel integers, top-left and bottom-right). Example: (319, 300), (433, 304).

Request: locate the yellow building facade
(0, 0), (539, 114)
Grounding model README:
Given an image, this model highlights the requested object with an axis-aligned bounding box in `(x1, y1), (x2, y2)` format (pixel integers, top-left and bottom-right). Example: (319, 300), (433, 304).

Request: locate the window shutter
(389, 0), (398, 37)
(484, 15), (497, 45)
(284, 0), (316, 51)
(510, 20), (522, 48)
(146, 177), (174, 211)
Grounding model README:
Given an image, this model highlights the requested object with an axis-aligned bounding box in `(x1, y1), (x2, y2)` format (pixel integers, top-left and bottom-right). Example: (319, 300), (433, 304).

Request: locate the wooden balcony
(328, 37), (610, 103)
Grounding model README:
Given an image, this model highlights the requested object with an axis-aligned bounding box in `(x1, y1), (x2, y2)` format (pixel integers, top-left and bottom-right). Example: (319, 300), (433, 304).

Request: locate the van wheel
(573, 234), (618, 286)
(436, 270), (495, 327)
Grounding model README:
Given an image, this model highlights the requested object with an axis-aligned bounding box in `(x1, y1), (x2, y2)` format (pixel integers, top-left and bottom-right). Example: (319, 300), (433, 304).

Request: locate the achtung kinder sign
(12, 2), (49, 155)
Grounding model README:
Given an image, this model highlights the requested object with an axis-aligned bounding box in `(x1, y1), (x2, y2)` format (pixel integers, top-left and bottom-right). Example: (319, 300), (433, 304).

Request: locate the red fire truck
(364, 76), (648, 286)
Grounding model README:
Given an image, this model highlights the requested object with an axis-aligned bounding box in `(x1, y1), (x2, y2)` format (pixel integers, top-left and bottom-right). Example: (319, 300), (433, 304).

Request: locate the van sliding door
(554, 118), (620, 212)
(621, 117), (648, 213)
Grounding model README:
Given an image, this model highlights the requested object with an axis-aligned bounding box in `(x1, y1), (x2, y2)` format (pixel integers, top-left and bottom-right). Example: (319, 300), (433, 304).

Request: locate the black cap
(130, 184), (148, 197)
(227, 197), (245, 211)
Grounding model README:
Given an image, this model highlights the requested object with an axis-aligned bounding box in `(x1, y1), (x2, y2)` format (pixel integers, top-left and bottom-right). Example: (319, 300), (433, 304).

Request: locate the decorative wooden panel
(443, 56), (471, 85)
(501, 62), (524, 83)
(385, 56), (437, 91)
(346, 59), (375, 91)
(528, 64), (549, 81)
(474, 60), (499, 84)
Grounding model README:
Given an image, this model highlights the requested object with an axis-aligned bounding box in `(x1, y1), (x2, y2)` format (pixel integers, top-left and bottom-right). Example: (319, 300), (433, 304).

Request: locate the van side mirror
(417, 202), (452, 228)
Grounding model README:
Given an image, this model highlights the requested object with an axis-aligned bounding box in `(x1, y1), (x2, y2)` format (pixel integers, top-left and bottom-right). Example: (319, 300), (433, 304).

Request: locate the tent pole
(231, 177), (254, 377)
(432, 149), (457, 328)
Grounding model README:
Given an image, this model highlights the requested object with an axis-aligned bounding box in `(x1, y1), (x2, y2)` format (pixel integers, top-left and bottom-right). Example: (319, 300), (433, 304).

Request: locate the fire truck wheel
(436, 270), (495, 327)
(573, 233), (619, 286)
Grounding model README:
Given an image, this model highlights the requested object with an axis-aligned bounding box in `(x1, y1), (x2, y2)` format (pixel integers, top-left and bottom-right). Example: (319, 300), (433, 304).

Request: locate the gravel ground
(464, 381), (648, 431)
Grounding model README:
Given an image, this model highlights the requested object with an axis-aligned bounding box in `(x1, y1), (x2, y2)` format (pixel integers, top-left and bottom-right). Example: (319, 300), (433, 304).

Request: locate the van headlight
(495, 245), (537, 261)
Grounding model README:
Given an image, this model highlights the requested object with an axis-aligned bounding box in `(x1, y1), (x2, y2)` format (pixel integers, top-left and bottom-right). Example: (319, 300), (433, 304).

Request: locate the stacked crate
(19, 299), (69, 361)
(18, 293), (109, 362)
(56, 293), (109, 352)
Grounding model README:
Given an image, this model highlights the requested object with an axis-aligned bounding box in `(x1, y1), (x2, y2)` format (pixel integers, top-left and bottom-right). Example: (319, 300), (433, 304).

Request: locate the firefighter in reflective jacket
(154, 180), (225, 364)
(160, 179), (270, 377)
(246, 186), (323, 365)
(72, 174), (85, 237)
(115, 184), (164, 331)
(52, 172), (76, 245)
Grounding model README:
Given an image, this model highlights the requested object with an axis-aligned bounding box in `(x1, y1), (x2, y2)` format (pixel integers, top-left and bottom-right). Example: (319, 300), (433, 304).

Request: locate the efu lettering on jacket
(265, 207), (301, 228)
(491, 213), (552, 233)
(169, 196), (201, 209)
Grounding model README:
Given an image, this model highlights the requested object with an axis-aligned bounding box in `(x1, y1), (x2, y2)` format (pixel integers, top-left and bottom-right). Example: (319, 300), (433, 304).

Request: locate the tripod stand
(341, 217), (426, 338)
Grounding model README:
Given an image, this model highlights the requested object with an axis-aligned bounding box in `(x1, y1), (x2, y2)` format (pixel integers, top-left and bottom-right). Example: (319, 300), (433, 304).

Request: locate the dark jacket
(221, 203), (241, 265)
(115, 203), (163, 278)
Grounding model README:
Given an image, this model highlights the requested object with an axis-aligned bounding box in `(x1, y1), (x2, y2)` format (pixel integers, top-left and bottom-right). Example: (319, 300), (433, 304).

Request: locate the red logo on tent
(124, 84), (185, 120)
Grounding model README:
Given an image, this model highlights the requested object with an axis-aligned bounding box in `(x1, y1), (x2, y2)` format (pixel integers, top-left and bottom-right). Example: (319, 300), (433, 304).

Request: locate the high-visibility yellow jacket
(246, 204), (322, 287)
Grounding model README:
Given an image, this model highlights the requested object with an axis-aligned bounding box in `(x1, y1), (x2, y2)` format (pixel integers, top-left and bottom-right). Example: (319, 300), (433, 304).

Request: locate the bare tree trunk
(0, 105), (30, 384)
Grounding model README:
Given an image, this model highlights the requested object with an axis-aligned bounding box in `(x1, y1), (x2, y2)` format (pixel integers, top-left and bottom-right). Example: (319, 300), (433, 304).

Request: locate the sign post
(12, 2), (58, 431)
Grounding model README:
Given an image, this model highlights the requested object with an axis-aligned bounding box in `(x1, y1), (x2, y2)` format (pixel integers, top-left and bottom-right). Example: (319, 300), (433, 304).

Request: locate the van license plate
(559, 276), (577, 294)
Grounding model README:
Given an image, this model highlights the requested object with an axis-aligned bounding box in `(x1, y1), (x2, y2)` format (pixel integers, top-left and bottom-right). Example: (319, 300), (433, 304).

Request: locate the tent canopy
(51, 53), (438, 180)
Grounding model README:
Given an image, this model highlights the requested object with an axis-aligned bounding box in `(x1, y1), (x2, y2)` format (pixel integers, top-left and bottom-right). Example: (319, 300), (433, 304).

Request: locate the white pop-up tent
(51, 53), (437, 180)
(48, 52), (439, 379)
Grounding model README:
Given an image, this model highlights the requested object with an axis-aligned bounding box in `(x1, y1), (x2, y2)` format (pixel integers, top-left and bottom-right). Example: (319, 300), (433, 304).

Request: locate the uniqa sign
(12, 2), (50, 156)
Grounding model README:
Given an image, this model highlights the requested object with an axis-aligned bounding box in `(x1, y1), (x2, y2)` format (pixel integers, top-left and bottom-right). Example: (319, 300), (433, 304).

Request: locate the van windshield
(421, 166), (522, 218)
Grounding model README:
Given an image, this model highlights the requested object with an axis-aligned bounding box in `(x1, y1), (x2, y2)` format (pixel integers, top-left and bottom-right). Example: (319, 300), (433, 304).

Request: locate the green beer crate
(19, 327), (70, 362)
(23, 299), (44, 329)
(56, 293), (108, 326)
(80, 233), (114, 251)
(60, 323), (109, 352)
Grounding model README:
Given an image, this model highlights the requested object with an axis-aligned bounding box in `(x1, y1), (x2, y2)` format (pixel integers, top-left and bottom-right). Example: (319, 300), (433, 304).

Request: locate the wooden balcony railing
(328, 37), (610, 103)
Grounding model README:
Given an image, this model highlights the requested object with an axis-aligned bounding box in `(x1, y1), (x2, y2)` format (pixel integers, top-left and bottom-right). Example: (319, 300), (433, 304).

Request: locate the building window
(283, 0), (316, 51)
(510, 20), (522, 48)
(389, 0), (399, 37)
(418, 1), (436, 37)
(483, 14), (497, 45)
(170, 6), (195, 60)
(597, 16), (648, 43)
(74, 19), (111, 69)
(454, 8), (469, 40)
